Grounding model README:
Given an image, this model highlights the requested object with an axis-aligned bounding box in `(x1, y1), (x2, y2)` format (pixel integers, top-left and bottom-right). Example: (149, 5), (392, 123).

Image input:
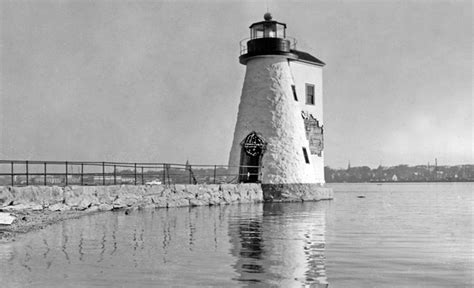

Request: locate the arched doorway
(239, 132), (266, 183)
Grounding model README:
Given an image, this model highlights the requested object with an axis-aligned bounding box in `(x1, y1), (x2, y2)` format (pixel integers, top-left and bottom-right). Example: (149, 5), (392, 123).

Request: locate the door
(239, 149), (261, 183)
(239, 132), (266, 183)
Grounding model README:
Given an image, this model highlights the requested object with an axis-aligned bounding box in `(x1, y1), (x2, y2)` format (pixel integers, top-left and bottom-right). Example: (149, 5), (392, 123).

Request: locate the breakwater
(0, 184), (333, 212)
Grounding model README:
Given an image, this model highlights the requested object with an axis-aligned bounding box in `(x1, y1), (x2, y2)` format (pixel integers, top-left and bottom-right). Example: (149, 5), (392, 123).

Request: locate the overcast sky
(0, 0), (472, 168)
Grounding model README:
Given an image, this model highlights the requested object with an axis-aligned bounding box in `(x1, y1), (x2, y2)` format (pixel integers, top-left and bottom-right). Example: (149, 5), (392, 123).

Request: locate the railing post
(213, 165), (217, 184)
(162, 164), (166, 185)
(114, 165), (117, 185)
(65, 161), (68, 186)
(44, 162), (47, 186)
(189, 165), (192, 184)
(168, 164), (171, 185)
(134, 163), (137, 185)
(11, 161), (14, 186)
(102, 162), (105, 185)
(81, 163), (84, 186)
(25, 161), (29, 186)
(141, 166), (144, 185)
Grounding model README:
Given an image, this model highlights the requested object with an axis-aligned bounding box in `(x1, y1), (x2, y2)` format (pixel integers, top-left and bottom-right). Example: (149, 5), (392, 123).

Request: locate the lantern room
(239, 13), (297, 65)
(249, 13), (286, 39)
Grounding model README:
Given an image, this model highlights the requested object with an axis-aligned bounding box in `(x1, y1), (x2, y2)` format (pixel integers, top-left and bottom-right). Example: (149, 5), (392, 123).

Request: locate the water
(326, 183), (473, 287)
(0, 183), (472, 287)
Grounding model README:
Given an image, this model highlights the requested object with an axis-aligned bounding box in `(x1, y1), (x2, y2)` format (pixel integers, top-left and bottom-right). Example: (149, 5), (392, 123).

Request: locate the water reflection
(238, 220), (264, 274)
(2, 184), (471, 287)
(0, 202), (329, 287)
(229, 202), (328, 287)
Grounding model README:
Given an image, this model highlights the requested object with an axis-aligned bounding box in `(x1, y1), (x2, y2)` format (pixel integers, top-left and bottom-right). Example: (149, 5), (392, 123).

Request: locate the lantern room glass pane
(263, 22), (276, 37)
(251, 24), (264, 39)
(276, 24), (285, 38)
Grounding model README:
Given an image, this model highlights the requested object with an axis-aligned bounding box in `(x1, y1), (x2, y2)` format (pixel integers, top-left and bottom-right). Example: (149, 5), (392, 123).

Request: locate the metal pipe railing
(0, 160), (262, 186)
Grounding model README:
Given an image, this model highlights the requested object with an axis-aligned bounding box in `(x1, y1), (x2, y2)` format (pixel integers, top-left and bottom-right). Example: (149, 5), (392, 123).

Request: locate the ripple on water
(0, 183), (472, 287)
(0, 202), (330, 287)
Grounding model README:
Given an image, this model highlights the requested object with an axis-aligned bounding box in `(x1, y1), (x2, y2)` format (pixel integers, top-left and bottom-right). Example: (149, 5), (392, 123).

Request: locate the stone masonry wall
(228, 57), (318, 184)
(0, 184), (263, 212)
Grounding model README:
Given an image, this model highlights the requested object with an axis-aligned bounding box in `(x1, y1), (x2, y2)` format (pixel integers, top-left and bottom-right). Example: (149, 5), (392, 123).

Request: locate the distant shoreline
(327, 181), (474, 183)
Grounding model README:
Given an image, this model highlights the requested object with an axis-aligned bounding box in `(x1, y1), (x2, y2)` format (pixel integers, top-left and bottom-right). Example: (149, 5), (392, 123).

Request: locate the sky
(0, 0), (472, 168)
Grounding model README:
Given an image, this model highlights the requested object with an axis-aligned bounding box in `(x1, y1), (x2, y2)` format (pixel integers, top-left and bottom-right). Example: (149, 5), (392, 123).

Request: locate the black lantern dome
(239, 13), (298, 65)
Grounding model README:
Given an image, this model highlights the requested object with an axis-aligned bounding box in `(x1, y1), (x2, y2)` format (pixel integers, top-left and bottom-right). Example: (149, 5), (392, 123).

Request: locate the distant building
(93, 175), (122, 183)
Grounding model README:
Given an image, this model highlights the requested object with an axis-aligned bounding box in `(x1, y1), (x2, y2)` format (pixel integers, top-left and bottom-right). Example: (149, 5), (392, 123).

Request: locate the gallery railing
(0, 160), (260, 186)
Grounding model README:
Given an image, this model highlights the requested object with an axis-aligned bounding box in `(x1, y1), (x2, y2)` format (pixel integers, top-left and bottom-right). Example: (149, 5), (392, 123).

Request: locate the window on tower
(291, 85), (298, 101)
(302, 147), (310, 164)
(305, 84), (315, 105)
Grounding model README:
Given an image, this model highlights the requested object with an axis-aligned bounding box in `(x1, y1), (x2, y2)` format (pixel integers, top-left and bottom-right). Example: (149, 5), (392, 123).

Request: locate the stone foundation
(0, 183), (332, 212)
(261, 184), (333, 202)
(0, 184), (263, 212)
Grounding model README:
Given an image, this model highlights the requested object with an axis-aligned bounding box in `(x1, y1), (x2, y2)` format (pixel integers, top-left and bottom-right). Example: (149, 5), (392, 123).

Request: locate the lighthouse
(229, 13), (332, 201)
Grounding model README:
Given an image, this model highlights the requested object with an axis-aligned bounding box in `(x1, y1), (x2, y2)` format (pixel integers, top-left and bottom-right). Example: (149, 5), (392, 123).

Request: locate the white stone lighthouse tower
(229, 13), (332, 201)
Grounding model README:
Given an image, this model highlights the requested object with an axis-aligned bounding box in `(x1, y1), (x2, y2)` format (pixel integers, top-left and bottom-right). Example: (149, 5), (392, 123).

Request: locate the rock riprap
(0, 184), (264, 212)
